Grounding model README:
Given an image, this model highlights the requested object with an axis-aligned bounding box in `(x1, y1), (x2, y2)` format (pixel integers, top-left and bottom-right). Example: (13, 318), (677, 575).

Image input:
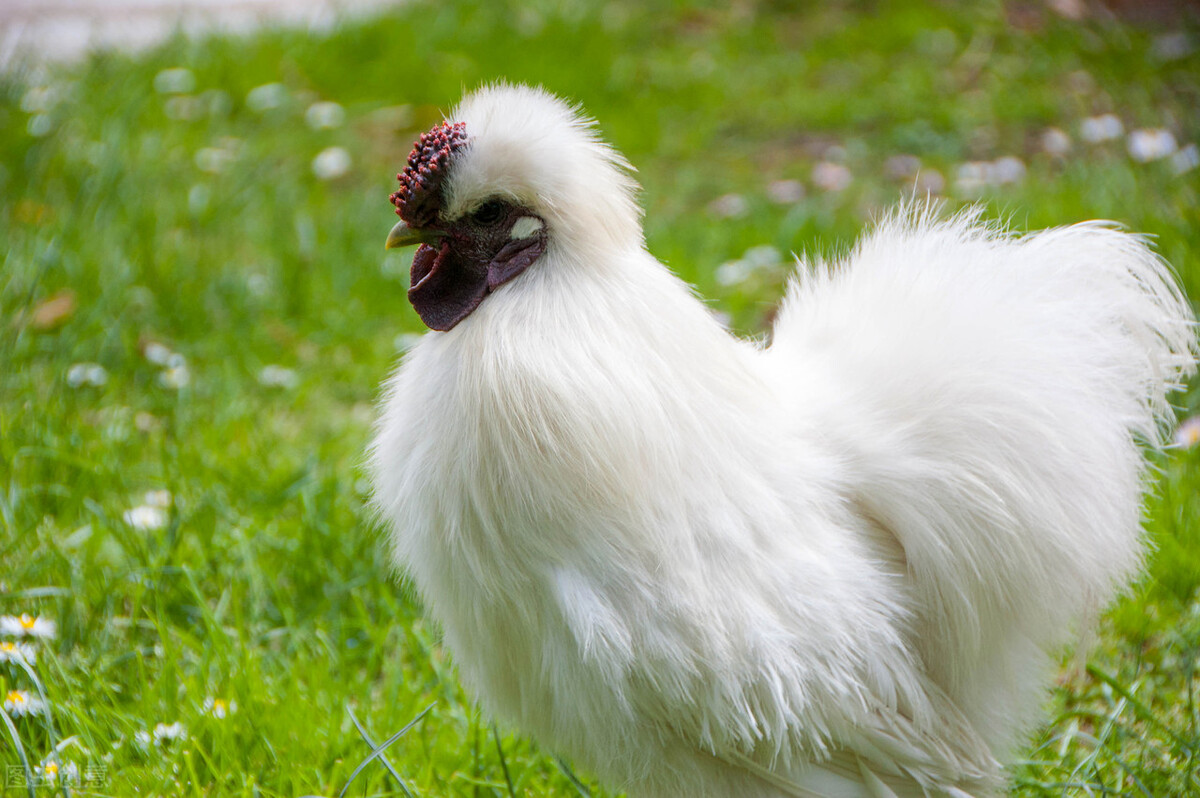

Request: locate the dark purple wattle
(487, 236), (545, 290)
(407, 233), (547, 332)
(410, 243), (439, 289)
(408, 242), (489, 332)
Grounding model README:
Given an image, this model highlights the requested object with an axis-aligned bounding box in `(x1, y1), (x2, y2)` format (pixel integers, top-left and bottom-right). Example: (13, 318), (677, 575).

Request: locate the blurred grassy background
(1, 0), (1199, 795)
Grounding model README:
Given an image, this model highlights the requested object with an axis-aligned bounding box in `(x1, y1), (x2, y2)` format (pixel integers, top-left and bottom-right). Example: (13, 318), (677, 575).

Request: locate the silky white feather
(370, 85), (1198, 798)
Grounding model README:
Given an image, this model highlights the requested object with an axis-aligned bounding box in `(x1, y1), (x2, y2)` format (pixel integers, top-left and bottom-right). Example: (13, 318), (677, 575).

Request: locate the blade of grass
(345, 704), (413, 798)
(1088, 664), (1195, 754)
(336, 702), (434, 798)
(553, 756), (592, 798)
(13, 653), (71, 798)
(491, 724), (515, 798)
(0, 705), (37, 798)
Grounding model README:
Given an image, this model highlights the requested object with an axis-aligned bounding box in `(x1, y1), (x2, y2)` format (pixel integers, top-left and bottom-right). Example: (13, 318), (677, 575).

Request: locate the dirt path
(0, 0), (401, 70)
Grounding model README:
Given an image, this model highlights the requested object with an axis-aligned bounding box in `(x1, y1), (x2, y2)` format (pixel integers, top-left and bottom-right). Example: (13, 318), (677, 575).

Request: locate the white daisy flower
(1080, 113), (1124, 143)
(1172, 143), (1199, 176)
(1175, 416), (1200, 449)
(66, 363), (108, 388)
(955, 157), (1024, 193)
(38, 760), (78, 785)
(766, 179), (805, 204)
(0, 640), (36, 665)
(1127, 128), (1178, 163)
(200, 89), (232, 117)
(812, 161), (852, 192)
(134, 730), (153, 747)
(991, 155), (1026, 185)
(742, 245), (783, 270)
(0, 614), (57, 639)
(4, 689), (45, 717)
(305, 101), (345, 130)
(143, 342), (174, 365)
(884, 154), (922, 181)
(135, 412), (161, 433)
(154, 68), (196, 95)
(143, 490), (172, 509)
(954, 162), (986, 193)
(20, 85), (59, 114)
(203, 697), (237, 719)
(123, 505), (168, 531)
(165, 95), (202, 122)
(258, 365), (299, 389)
(716, 244), (784, 287)
(195, 146), (235, 174)
(715, 259), (753, 287)
(153, 721), (187, 742)
(158, 364), (191, 390)
(1041, 127), (1071, 157)
(188, 184), (210, 214)
(914, 169), (945, 195)
(707, 193), (748, 218)
(1153, 31), (1194, 61)
(246, 273), (271, 296)
(312, 147), (352, 180)
(246, 83), (288, 112)
(27, 115), (53, 138)
(823, 144), (847, 161)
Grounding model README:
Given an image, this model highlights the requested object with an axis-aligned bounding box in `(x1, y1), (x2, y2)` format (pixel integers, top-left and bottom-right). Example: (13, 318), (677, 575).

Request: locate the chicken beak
(385, 220), (439, 249)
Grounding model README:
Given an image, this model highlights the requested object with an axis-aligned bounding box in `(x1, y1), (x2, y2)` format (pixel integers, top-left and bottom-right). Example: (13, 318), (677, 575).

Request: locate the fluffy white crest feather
(370, 85), (1198, 798)
(441, 84), (643, 258)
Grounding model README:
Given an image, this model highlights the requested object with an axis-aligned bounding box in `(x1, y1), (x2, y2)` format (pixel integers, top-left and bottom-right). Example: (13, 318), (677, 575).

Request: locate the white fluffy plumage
(370, 85), (1198, 797)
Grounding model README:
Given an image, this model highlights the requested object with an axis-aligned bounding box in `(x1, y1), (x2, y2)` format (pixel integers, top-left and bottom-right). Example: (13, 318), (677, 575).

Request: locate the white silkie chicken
(369, 84), (1197, 798)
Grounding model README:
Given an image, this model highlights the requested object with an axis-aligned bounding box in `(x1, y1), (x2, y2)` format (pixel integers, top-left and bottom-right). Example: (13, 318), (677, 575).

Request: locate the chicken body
(370, 86), (1197, 798)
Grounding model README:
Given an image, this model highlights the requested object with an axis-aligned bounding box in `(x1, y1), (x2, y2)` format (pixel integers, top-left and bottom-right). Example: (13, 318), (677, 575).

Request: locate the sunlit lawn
(2, 1), (1199, 795)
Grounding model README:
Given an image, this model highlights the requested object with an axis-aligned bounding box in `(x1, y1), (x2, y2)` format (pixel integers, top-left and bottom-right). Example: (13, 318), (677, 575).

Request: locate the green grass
(2, 1), (1199, 795)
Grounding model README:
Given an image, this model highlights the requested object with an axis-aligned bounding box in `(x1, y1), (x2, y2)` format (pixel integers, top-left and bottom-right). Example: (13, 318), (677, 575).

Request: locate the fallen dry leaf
(14, 199), (53, 226)
(30, 290), (76, 331)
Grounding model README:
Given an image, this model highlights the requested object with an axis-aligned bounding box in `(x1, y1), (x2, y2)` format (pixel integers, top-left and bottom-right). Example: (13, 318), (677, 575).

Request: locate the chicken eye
(471, 200), (505, 225)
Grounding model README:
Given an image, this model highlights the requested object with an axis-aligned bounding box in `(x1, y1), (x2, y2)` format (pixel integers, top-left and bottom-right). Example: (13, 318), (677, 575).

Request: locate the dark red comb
(389, 121), (469, 227)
